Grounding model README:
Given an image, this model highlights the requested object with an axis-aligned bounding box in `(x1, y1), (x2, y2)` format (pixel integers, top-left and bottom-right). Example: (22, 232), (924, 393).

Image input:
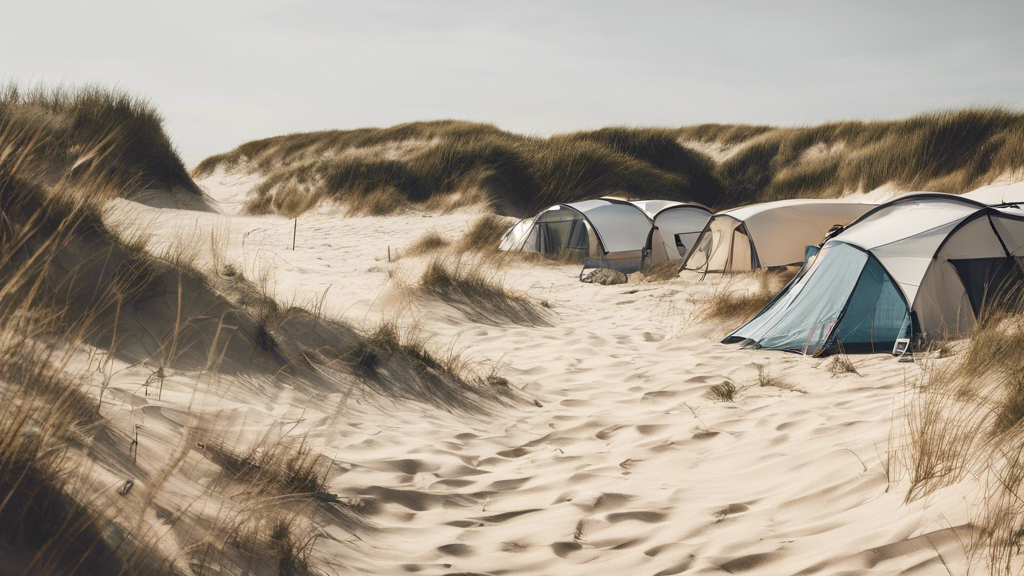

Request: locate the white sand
(88, 172), (1016, 574)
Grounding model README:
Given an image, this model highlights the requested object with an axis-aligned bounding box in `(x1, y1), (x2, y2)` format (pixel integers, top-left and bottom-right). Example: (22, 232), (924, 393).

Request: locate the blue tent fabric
(725, 242), (911, 355)
(831, 255), (911, 353)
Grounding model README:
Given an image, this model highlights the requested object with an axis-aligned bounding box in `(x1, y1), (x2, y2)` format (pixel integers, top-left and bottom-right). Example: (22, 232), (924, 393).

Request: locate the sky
(3, 0), (1024, 167)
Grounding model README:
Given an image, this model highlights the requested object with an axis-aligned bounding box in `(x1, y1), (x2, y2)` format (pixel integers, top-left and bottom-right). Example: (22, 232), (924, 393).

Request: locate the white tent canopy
(684, 199), (876, 272)
(498, 198), (655, 273)
(629, 201), (713, 268)
(726, 193), (1024, 355)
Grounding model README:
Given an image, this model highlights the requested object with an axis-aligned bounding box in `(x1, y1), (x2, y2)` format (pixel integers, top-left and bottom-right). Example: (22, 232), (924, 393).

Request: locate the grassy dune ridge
(195, 108), (1024, 217)
(679, 107), (1024, 204)
(1, 84), (200, 196)
(192, 121), (725, 217)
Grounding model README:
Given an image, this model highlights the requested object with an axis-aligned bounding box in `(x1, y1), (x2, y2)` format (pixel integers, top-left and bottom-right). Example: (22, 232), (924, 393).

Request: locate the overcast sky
(4, 0), (1023, 166)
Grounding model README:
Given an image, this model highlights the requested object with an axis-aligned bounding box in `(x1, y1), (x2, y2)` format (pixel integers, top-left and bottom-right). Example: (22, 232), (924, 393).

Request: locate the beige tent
(684, 199), (876, 272)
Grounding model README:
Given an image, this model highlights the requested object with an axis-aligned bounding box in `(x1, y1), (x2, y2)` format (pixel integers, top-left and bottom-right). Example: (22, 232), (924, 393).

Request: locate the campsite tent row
(502, 193), (1024, 356)
(725, 193), (1024, 355)
(500, 197), (876, 275)
(498, 198), (713, 273)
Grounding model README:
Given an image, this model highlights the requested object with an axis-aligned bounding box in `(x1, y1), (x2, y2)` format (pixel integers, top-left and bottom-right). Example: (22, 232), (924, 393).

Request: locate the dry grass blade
(699, 269), (794, 323)
(709, 382), (737, 402)
(405, 230), (452, 256)
(454, 214), (513, 252)
(418, 256), (547, 326)
(752, 362), (804, 393)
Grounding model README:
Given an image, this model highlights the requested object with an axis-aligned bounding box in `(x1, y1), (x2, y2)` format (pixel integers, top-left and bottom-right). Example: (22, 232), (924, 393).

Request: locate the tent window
(535, 218), (589, 254)
(948, 257), (1024, 316)
(674, 233), (688, 256)
(831, 255), (911, 353)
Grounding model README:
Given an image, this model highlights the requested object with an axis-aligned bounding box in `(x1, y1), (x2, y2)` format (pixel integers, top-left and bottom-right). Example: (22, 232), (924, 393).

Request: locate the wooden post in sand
(292, 218), (297, 250)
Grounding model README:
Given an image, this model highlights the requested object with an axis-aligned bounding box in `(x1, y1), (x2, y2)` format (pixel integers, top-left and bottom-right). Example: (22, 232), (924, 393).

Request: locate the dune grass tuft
(406, 230), (452, 256)
(0, 83), (199, 197)
(699, 269), (795, 323)
(645, 260), (685, 282)
(455, 214), (513, 252)
(752, 362), (804, 393)
(198, 435), (330, 496)
(418, 256), (547, 326)
(709, 382), (737, 402)
(892, 292), (1024, 573)
(826, 353), (859, 377)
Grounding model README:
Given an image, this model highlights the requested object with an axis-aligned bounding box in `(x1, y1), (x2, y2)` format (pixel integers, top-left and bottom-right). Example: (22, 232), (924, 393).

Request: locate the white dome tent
(724, 193), (1024, 355)
(683, 199), (876, 272)
(627, 200), (713, 270)
(498, 198), (655, 273)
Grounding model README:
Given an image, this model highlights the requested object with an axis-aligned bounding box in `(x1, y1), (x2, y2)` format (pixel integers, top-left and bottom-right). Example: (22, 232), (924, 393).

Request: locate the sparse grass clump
(406, 230), (452, 256)
(709, 381), (737, 402)
(892, 294), (1024, 573)
(753, 362), (804, 393)
(418, 256), (546, 325)
(199, 436), (330, 496)
(455, 214), (513, 252)
(645, 260), (685, 282)
(826, 354), (859, 376)
(699, 269), (794, 323)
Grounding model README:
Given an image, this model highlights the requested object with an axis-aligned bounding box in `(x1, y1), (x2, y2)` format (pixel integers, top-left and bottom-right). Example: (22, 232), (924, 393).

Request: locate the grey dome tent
(498, 198), (655, 273)
(627, 200), (713, 271)
(684, 199), (876, 272)
(724, 193), (1024, 355)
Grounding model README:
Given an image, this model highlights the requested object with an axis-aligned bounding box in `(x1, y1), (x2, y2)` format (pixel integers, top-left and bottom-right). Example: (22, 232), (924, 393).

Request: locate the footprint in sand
(642, 331), (665, 342)
(496, 446), (530, 458)
(591, 492), (634, 511)
(429, 478), (475, 489)
(713, 502), (751, 519)
(436, 543), (474, 557)
(551, 541), (583, 558)
(485, 477), (530, 491)
(637, 424), (668, 435)
(477, 509), (542, 523)
(640, 390), (679, 402)
(376, 458), (439, 475)
(606, 510), (667, 523)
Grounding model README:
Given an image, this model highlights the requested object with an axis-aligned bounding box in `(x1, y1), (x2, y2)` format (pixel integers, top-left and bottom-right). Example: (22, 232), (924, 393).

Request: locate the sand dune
(66, 170), (1018, 574)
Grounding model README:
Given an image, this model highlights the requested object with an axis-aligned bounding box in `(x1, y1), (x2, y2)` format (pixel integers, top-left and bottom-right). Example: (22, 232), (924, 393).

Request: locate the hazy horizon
(4, 0), (1023, 167)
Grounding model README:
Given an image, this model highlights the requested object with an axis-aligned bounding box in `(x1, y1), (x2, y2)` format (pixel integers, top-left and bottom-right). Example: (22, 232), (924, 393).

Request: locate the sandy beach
(78, 168), (1016, 574)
